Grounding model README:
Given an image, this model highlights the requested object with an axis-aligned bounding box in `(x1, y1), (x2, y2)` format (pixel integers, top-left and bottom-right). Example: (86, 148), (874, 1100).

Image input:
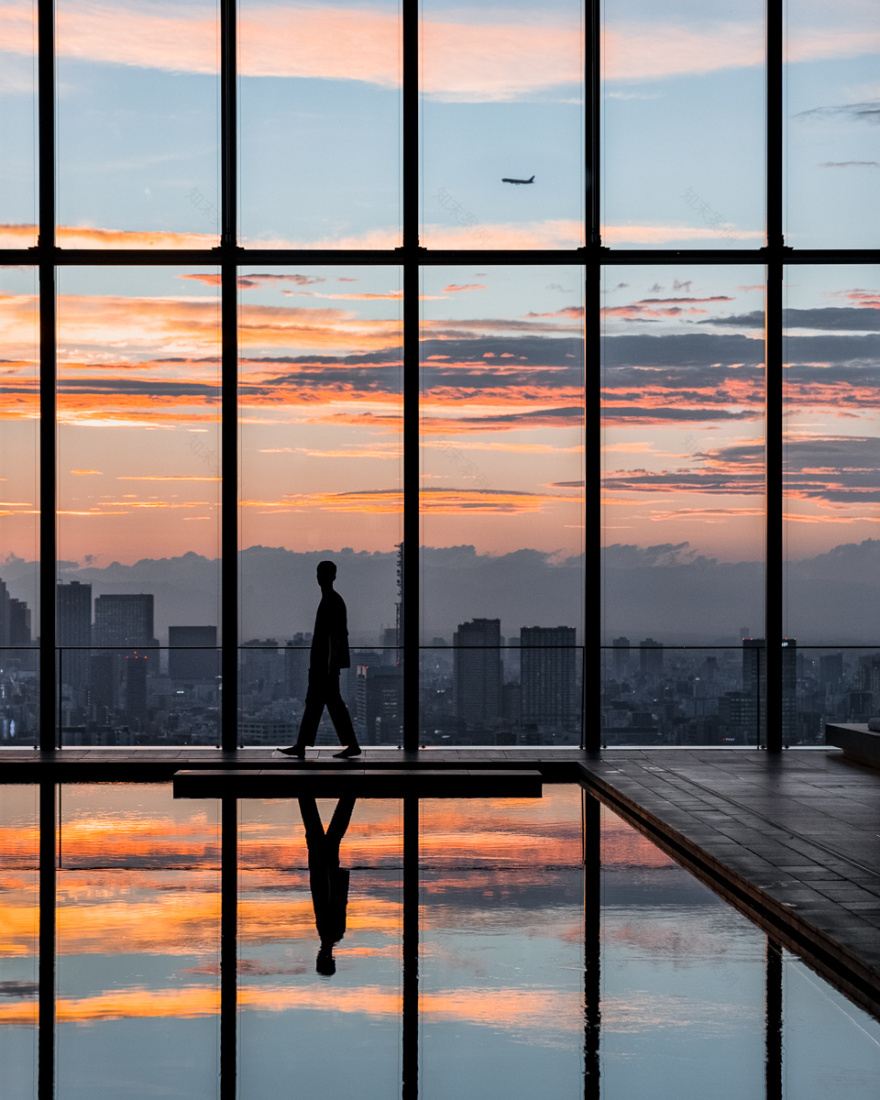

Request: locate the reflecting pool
(1, 782), (879, 1098)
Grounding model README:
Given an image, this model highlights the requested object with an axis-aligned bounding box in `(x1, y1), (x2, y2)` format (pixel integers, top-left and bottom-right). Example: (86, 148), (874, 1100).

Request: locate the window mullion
(765, 0), (784, 751)
(402, 0), (420, 751)
(220, 0), (239, 749)
(39, 0), (57, 751)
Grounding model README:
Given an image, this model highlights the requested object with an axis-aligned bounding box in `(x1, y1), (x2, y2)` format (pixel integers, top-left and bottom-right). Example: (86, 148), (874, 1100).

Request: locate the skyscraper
(356, 663), (402, 744)
(284, 633), (311, 701)
(453, 618), (502, 727)
(168, 626), (218, 681)
(742, 637), (766, 745)
(782, 638), (797, 745)
(57, 580), (92, 691)
(94, 594), (155, 648)
(520, 626), (576, 727)
(639, 638), (663, 679)
(611, 637), (631, 681)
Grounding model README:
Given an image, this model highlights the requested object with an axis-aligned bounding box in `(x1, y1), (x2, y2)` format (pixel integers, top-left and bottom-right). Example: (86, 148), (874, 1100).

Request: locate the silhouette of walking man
(298, 795), (356, 976)
(279, 560), (362, 759)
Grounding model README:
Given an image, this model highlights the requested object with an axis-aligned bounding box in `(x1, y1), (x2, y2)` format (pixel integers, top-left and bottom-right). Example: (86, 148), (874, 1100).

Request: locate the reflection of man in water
(279, 560), (362, 759)
(298, 796), (356, 976)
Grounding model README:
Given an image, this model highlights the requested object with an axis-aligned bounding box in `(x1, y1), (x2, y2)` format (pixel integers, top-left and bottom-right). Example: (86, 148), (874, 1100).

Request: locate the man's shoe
(333, 746), (362, 758)
(278, 744), (306, 758)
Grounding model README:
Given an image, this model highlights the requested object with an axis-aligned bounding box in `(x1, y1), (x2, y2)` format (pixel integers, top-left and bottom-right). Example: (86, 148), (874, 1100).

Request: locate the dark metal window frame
(6, 0), (878, 753)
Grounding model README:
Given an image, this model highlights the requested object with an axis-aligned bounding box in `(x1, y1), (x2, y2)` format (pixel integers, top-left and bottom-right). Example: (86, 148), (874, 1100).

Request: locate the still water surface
(0, 783), (878, 1098)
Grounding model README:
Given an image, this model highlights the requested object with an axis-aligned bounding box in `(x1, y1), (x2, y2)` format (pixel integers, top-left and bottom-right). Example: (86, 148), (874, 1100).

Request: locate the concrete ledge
(825, 723), (880, 769)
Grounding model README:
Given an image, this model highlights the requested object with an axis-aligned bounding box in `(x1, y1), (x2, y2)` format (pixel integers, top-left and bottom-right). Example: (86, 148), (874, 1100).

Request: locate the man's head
(316, 560), (337, 588)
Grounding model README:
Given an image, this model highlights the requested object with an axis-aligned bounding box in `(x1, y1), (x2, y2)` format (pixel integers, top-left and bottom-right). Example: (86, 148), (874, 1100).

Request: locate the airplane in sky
(501, 175), (535, 185)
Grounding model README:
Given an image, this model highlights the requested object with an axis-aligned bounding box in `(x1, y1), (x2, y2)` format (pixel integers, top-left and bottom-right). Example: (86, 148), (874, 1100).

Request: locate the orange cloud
(241, 489), (403, 514)
(116, 475), (221, 482)
(420, 488), (583, 514)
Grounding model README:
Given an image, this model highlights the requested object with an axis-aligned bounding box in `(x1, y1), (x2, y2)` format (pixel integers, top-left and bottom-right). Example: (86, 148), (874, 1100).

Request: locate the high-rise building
(94, 594), (155, 648)
(57, 580), (92, 690)
(611, 637), (630, 680)
(356, 663), (402, 744)
(284, 633), (311, 700)
(168, 626), (218, 681)
(819, 652), (843, 688)
(639, 638), (663, 678)
(0, 578), (32, 648)
(241, 639), (280, 690)
(453, 618), (502, 726)
(781, 638), (797, 745)
(123, 651), (150, 727)
(742, 637), (766, 745)
(520, 626), (576, 727)
(8, 599), (31, 647)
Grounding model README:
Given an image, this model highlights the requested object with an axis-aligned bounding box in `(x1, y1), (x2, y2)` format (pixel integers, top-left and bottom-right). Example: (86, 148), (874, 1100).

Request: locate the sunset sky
(0, 0), (879, 644)
(1, 0), (878, 248)
(4, 262), (879, 569)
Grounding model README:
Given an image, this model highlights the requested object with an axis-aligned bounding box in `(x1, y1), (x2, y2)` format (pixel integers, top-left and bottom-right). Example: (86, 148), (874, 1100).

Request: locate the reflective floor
(1, 783), (879, 1098)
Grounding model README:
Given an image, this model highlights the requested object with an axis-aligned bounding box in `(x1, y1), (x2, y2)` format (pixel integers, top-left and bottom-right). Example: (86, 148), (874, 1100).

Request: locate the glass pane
(420, 0), (585, 249)
(56, 0), (219, 247)
(0, 2), (37, 245)
(783, 265), (880, 647)
(786, 7), (880, 248)
(602, 0), (764, 250)
(419, 266), (585, 745)
(601, 266), (765, 646)
(793, 646), (880, 747)
(420, 787), (584, 1099)
(238, 797), (402, 1098)
(55, 784), (220, 1097)
(0, 266), (39, 745)
(56, 267), (221, 745)
(239, 0), (401, 248)
(0, 785), (38, 1096)
(238, 267), (403, 747)
(600, 644), (766, 747)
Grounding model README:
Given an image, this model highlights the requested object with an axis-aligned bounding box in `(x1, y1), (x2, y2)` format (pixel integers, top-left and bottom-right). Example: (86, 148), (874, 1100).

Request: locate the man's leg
(325, 796), (356, 850)
(325, 672), (361, 755)
(279, 669), (326, 755)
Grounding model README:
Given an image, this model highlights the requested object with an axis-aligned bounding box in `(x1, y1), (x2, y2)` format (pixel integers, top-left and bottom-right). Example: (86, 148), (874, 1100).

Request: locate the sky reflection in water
(0, 782), (879, 1097)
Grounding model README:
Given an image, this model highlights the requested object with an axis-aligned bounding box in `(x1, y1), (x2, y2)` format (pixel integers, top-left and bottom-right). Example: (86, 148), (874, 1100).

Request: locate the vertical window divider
(401, 0), (420, 752)
(38, 0), (57, 752)
(220, 0), (239, 750)
(585, 0), (601, 751)
(765, 0), (784, 752)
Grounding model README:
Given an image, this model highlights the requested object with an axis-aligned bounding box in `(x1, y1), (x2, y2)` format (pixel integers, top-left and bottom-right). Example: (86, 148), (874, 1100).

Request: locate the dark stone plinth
(173, 767), (543, 800)
(826, 723), (880, 769)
